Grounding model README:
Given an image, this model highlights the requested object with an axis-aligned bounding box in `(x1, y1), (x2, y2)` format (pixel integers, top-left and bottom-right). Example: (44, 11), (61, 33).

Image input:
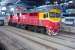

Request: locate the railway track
(0, 26), (75, 50)
(0, 26), (56, 50)
(1, 26), (75, 50)
(0, 31), (21, 50)
(7, 26), (75, 45)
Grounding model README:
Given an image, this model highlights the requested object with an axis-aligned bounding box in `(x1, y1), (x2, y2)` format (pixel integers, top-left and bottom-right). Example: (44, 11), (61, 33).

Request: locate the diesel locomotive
(8, 5), (61, 35)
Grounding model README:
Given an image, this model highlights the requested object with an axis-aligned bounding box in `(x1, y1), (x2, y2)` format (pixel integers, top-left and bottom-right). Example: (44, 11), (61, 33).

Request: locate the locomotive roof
(21, 5), (61, 13)
(29, 5), (61, 13)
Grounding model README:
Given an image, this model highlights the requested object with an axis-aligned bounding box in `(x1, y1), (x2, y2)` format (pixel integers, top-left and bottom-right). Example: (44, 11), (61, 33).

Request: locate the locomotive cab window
(43, 13), (48, 18)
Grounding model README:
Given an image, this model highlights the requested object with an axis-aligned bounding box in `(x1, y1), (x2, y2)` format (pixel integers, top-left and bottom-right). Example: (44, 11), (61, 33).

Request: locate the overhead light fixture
(64, 3), (68, 5)
(68, 1), (73, 3)
(2, 12), (5, 15)
(2, 7), (6, 10)
(10, 8), (14, 12)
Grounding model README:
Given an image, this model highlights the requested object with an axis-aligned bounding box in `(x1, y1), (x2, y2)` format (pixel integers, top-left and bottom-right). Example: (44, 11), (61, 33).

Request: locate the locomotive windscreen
(49, 12), (60, 17)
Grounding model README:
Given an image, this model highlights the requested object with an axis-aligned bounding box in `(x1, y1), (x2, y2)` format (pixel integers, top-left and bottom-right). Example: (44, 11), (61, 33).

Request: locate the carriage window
(44, 13), (48, 18)
(66, 19), (74, 21)
(63, 14), (75, 17)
